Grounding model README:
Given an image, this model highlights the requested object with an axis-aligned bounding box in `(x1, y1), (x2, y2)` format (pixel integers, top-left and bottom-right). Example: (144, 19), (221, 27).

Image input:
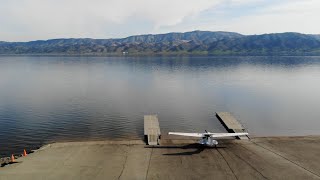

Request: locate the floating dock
(144, 115), (161, 145)
(216, 112), (249, 139)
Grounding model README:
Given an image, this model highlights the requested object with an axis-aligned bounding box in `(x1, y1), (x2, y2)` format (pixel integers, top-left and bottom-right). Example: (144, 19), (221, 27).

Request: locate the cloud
(262, 0), (320, 14)
(0, 0), (319, 41)
(0, 0), (222, 41)
(222, 0), (320, 34)
(158, 0), (320, 35)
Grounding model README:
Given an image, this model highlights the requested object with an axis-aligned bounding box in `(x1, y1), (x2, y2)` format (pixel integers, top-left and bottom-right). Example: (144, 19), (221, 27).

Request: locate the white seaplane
(169, 130), (248, 147)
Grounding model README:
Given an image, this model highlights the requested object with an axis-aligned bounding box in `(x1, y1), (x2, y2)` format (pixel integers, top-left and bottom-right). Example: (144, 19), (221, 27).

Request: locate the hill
(0, 31), (320, 55)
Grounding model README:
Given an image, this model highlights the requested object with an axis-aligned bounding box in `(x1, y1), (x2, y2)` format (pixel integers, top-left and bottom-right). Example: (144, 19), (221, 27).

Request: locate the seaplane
(168, 130), (248, 147)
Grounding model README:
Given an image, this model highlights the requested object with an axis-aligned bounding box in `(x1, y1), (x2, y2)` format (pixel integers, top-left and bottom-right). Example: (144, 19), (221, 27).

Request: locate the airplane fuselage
(199, 136), (218, 146)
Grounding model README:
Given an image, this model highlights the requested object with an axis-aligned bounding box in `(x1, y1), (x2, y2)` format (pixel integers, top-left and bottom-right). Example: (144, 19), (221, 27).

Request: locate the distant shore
(1, 53), (320, 57)
(1, 31), (320, 56)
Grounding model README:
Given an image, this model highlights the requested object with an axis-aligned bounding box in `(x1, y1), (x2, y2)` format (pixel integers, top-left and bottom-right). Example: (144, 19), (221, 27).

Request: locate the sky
(0, 0), (319, 41)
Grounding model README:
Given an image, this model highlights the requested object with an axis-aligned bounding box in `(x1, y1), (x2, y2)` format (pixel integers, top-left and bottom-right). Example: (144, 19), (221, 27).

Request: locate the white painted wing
(168, 132), (204, 137)
(208, 133), (249, 138)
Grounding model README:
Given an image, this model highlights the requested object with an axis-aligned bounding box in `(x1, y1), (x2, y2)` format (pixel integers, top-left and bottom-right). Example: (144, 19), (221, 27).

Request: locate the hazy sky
(1, 0), (319, 41)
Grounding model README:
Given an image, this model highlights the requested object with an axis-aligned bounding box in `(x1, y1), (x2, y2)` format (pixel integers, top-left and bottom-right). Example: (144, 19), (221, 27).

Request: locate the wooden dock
(216, 112), (249, 139)
(144, 115), (161, 145)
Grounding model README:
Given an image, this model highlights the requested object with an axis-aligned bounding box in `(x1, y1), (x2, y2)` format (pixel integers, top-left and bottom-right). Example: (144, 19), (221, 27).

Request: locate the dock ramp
(216, 112), (249, 140)
(144, 115), (161, 145)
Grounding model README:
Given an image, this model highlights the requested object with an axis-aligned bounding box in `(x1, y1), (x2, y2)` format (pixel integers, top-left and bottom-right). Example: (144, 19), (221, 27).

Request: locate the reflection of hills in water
(65, 56), (318, 69)
(0, 56), (320, 156)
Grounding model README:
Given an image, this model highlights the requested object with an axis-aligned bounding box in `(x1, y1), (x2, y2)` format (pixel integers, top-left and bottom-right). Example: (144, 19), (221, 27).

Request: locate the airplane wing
(168, 132), (204, 137)
(208, 132), (249, 138)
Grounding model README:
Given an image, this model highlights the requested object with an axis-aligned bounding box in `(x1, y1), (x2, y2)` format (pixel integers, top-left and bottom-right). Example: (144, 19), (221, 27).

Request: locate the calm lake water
(1, 56), (320, 156)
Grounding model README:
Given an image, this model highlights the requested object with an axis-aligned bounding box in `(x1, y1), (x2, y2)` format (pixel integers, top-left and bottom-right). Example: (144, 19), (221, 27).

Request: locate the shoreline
(1, 54), (320, 57)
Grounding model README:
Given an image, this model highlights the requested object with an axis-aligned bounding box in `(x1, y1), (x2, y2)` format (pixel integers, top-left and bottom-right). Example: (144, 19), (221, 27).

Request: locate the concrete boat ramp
(1, 137), (320, 180)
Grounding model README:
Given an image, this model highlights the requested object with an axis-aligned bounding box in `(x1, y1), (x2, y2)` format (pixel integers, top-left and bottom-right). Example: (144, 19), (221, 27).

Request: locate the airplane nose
(213, 140), (218, 145)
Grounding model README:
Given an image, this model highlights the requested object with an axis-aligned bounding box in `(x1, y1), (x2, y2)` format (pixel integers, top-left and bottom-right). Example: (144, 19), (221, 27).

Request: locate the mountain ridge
(1, 31), (320, 55)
